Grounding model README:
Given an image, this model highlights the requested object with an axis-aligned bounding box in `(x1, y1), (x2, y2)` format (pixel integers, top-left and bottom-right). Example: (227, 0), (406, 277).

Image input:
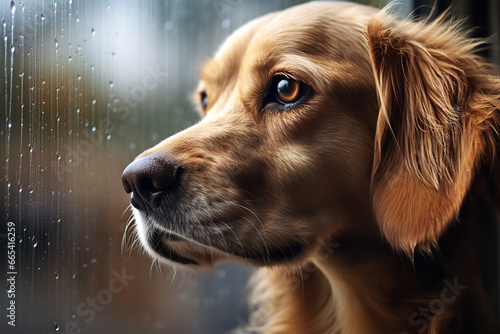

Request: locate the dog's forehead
(202, 2), (376, 89)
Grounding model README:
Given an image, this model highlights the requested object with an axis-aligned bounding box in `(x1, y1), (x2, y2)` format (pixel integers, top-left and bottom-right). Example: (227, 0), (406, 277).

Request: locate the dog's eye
(276, 77), (301, 104)
(265, 75), (309, 110)
(200, 91), (208, 110)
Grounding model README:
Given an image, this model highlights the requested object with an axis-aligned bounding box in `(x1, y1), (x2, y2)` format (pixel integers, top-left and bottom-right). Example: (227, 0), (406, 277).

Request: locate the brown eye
(276, 78), (301, 104)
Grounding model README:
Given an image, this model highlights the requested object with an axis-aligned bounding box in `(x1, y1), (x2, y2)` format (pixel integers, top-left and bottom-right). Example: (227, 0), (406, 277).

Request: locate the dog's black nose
(121, 155), (180, 210)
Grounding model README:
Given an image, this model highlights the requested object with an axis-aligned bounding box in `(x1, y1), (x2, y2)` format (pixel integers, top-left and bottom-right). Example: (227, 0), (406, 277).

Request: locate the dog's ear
(366, 13), (488, 255)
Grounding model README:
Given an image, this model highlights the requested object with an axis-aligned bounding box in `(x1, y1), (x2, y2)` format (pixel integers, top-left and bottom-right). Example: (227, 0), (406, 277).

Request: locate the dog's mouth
(143, 223), (308, 268)
(149, 231), (199, 265)
(145, 228), (226, 267)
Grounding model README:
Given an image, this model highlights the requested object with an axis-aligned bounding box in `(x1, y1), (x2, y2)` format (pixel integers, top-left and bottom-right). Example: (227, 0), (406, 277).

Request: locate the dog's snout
(121, 155), (180, 210)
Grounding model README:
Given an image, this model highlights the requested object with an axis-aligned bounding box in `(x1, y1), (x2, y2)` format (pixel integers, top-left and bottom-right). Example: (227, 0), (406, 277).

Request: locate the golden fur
(122, 2), (500, 333)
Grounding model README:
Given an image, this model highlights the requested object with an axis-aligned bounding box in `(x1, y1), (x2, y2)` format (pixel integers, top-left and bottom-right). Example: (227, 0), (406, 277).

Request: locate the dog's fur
(123, 2), (500, 333)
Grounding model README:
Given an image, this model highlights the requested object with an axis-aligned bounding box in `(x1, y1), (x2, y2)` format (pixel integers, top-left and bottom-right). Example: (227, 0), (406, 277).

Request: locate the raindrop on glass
(33, 240), (38, 248)
(164, 21), (173, 30)
(221, 19), (231, 29)
(10, 1), (15, 15)
(91, 28), (96, 37)
(54, 322), (60, 331)
(40, 13), (45, 20)
(109, 81), (114, 88)
(10, 46), (15, 53)
(77, 74), (81, 80)
(54, 271), (59, 279)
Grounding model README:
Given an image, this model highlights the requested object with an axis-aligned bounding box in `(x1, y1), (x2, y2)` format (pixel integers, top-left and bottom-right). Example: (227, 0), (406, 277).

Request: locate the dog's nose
(121, 155), (180, 210)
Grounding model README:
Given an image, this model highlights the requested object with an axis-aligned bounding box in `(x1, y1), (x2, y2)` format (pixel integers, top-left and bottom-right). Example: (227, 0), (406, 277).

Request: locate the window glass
(0, 1), (397, 333)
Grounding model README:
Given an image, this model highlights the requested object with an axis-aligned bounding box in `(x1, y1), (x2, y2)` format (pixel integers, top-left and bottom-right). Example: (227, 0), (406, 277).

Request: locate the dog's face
(122, 3), (378, 268)
(122, 2), (490, 267)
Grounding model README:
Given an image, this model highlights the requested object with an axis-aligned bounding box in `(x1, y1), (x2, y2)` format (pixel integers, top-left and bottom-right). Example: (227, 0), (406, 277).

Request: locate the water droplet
(91, 126), (96, 132)
(164, 21), (173, 30)
(54, 271), (59, 279)
(77, 75), (81, 80)
(54, 322), (60, 331)
(33, 240), (38, 248)
(221, 19), (231, 29)
(92, 99), (96, 105)
(10, 1), (15, 15)
(215, 269), (226, 279)
(72, 272), (76, 279)
(54, 39), (58, 47)
(91, 28), (96, 37)
(109, 81), (114, 88)
(76, 109), (80, 114)
(10, 46), (15, 53)
(68, 56), (72, 62)
(40, 13), (45, 20)
(106, 134), (111, 140)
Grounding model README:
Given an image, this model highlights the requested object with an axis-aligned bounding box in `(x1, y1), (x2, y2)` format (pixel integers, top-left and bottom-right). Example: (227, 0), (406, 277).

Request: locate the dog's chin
(132, 209), (309, 269)
(135, 218), (225, 269)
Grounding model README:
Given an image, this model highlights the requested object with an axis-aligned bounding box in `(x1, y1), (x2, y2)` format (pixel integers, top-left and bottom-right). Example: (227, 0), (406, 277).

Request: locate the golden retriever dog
(122, 2), (500, 333)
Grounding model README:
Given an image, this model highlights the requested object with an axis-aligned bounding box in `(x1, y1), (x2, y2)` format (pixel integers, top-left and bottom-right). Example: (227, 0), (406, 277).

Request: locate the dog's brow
(200, 58), (219, 86)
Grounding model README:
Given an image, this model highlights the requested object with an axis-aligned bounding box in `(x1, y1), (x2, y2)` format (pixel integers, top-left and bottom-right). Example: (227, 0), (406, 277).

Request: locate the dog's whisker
(220, 221), (245, 255)
(120, 204), (133, 218)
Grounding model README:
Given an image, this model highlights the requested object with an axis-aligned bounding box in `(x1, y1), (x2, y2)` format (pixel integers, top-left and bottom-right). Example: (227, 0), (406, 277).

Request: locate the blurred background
(0, 0), (498, 333)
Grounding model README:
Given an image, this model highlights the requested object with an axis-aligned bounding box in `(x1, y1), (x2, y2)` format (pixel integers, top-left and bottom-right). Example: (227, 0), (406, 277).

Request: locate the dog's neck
(252, 193), (498, 334)
(310, 237), (416, 334)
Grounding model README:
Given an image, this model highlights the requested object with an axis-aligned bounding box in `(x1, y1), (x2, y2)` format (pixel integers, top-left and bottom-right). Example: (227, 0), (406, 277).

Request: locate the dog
(122, 2), (500, 333)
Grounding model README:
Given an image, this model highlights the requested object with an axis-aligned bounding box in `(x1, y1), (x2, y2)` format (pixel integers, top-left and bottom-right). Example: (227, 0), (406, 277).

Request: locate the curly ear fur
(367, 12), (500, 255)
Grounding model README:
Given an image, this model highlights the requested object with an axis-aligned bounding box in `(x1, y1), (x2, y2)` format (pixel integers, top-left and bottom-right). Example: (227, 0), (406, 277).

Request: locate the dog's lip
(150, 230), (199, 265)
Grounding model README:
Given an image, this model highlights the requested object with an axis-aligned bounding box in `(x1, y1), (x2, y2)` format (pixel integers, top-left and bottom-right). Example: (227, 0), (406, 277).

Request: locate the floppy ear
(366, 13), (488, 255)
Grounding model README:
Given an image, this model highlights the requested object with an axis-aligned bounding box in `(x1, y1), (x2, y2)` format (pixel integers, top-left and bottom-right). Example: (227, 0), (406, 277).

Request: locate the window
(1, 0), (498, 333)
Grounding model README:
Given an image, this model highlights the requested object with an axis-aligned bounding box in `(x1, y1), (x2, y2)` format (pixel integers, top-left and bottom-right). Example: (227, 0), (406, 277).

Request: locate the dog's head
(122, 2), (497, 268)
